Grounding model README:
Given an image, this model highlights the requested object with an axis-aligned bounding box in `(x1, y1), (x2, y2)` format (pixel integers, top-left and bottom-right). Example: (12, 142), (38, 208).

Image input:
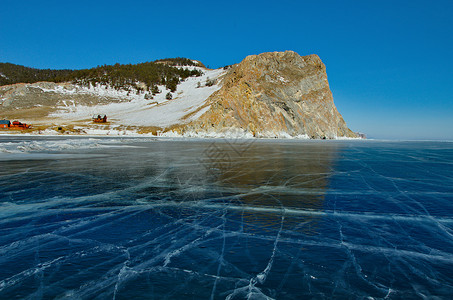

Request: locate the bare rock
(184, 51), (357, 138)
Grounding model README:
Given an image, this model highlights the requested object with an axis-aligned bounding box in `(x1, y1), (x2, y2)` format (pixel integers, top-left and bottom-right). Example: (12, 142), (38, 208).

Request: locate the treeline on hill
(154, 57), (203, 67)
(0, 63), (73, 86)
(0, 57), (203, 95)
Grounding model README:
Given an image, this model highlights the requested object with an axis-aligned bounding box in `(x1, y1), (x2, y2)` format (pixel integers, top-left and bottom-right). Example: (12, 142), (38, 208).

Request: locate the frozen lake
(0, 137), (452, 299)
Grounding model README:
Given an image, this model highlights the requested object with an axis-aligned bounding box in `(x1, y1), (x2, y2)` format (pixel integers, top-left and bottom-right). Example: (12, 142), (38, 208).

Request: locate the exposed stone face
(185, 51), (357, 138)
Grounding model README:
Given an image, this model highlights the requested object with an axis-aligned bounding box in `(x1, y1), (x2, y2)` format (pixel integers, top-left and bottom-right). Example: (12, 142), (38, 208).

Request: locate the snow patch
(40, 83), (145, 102)
(188, 105), (211, 122)
(278, 75), (289, 83)
(49, 68), (226, 127)
(335, 136), (364, 140)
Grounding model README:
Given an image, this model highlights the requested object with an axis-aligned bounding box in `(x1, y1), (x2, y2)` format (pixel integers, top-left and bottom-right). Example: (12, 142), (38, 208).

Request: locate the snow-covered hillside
(49, 68), (226, 127)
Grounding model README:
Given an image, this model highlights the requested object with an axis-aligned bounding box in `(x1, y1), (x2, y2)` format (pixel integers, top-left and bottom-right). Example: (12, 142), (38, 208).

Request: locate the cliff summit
(184, 51), (356, 138)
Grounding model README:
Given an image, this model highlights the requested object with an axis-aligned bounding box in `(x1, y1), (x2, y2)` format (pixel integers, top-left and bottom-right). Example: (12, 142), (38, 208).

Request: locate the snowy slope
(49, 68), (226, 127)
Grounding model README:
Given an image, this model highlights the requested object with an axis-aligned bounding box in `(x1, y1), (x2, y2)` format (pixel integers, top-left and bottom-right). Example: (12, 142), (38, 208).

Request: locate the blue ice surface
(0, 136), (452, 299)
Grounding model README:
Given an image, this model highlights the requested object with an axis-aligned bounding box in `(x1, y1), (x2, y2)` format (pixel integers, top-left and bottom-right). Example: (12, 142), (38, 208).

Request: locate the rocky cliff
(183, 51), (356, 138)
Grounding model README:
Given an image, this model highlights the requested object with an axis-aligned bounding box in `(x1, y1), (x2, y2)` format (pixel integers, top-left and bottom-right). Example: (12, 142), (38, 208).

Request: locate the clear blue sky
(1, 0), (452, 140)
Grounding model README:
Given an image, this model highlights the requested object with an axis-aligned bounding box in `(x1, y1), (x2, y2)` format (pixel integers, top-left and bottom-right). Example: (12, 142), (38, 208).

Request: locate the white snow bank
(157, 129), (310, 140)
(335, 136), (364, 140)
(49, 68), (226, 127)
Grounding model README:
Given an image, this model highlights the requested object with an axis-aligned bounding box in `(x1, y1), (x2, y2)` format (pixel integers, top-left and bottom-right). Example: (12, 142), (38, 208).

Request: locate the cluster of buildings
(0, 120), (30, 130)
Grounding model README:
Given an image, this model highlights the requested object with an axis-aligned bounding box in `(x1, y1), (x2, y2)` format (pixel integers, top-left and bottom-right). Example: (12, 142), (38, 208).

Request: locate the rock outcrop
(184, 51), (356, 138)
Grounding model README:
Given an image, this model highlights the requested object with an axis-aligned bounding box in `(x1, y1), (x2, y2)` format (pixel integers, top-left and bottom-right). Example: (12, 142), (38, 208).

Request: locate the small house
(0, 120), (11, 128)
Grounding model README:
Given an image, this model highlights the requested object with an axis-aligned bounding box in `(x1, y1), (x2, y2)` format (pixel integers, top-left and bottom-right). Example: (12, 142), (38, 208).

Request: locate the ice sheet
(0, 138), (452, 298)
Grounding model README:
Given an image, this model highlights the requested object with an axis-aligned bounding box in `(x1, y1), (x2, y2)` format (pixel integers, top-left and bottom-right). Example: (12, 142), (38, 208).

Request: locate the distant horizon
(1, 0), (452, 140)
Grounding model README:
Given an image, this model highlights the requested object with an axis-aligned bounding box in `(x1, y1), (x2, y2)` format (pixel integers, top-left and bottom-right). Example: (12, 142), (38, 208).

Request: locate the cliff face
(184, 51), (356, 138)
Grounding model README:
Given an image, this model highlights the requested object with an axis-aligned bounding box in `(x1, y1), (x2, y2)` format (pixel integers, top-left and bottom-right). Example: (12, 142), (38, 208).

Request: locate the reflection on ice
(0, 137), (453, 298)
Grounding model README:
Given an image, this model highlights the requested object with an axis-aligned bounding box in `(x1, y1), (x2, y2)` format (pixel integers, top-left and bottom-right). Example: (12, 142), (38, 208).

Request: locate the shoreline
(1, 132), (450, 143)
(0, 129), (365, 141)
